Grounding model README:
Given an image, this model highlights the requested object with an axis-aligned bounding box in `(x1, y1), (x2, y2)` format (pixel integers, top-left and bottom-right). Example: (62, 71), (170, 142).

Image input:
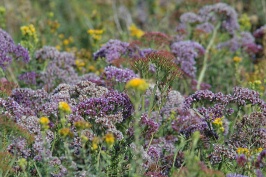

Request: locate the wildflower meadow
(1, 0), (266, 176)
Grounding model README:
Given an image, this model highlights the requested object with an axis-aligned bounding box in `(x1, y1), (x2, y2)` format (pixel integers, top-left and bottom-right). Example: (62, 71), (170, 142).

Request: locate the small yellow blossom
(75, 59), (86, 70)
(233, 56), (242, 63)
(126, 78), (149, 92)
(104, 133), (115, 146)
(81, 135), (89, 143)
(239, 14), (251, 31)
(18, 158), (27, 170)
(236, 147), (250, 155)
(58, 101), (71, 114)
(129, 24), (145, 38)
(91, 137), (100, 150)
(74, 121), (92, 130)
(56, 45), (61, 50)
(88, 65), (96, 72)
(59, 128), (73, 137)
(87, 29), (104, 41)
(254, 80), (262, 85)
(63, 39), (70, 46)
(213, 117), (223, 126)
(253, 147), (263, 154)
(58, 34), (65, 39)
(39, 117), (50, 125)
(0, 6), (6, 14)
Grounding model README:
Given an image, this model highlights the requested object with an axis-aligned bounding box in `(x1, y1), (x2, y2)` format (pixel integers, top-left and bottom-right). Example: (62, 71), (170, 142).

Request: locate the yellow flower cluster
(58, 101), (72, 114)
(75, 59), (86, 70)
(129, 24), (144, 38)
(74, 121), (92, 130)
(39, 116), (50, 130)
(58, 128), (73, 138)
(239, 14), (251, 31)
(87, 29), (104, 41)
(233, 56), (242, 63)
(104, 133), (115, 146)
(212, 117), (225, 132)
(91, 137), (100, 150)
(20, 24), (38, 43)
(236, 147), (250, 155)
(126, 78), (149, 92)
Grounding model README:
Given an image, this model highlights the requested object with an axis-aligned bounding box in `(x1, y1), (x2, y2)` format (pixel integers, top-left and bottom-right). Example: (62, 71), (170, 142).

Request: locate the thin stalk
(196, 22), (220, 90)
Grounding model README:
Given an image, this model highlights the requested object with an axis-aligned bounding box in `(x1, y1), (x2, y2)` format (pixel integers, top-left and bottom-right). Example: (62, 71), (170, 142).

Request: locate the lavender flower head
(171, 41), (205, 78)
(195, 22), (214, 33)
(0, 29), (29, 69)
(18, 71), (37, 85)
(93, 39), (130, 63)
(253, 25), (266, 38)
(102, 66), (137, 83)
(198, 3), (239, 34)
(180, 12), (203, 24)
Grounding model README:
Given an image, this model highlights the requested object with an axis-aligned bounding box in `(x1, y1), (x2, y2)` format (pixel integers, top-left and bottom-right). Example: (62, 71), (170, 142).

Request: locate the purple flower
(171, 41), (205, 78)
(102, 66), (137, 83)
(195, 22), (214, 33)
(77, 90), (133, 119)
(199, 3), (239, 34)
(180, 12), (203, 24)
(253, 25), (266, 38)
(147, 146), (161, 159)
(0, 29), (29, 69)
(236, 154), (247, 166)
(93, 39), (130, 63)
(18, 71), (37, 85)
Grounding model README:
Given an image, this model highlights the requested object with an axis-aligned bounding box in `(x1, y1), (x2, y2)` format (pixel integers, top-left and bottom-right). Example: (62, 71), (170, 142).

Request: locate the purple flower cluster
(195, 22), (214, 33)
(172, 109), (208, 137)
(93, 39), (130, 63)
(217, 32), (262, 55)
(140, 113), (159, 138)
(171, 41), (205, 78)
(35, 46), (80, 91)
(255, 149), (266, 168)
(180, 12), (203, 24)
(183, 87), (265, 121)
(198, 3), (239, 34)
(102, 66), (137, 83)
(18, 71), (37, 85)
(253, 25), (266, 38)
(77, 90), (133, 119)
(0, 29), (29, 69)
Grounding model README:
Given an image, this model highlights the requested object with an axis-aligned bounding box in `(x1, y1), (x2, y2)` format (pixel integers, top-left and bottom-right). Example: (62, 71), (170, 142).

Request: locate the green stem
(196, 22), (220, 90)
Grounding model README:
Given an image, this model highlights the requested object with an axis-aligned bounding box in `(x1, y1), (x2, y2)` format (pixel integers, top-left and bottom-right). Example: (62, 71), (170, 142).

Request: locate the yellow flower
(81, 135), (89, 143)
(75, 59), (85, 70)
(129, 24), (144, 38)
(255, 147), (263, 153)
(213, 117), (223, 127)
(74, 121), (92, 130)
(88, 65), (96, 72)
(0, 6), (6, 14)
(87, 29), (104, 41)
(239, 14), (251, 31)
(55, 45), (61, 50)
(236, 147), (250, 155)
(63, 39), (70, 46)
(126, 78), (149, 92)
(59, 128), (73, 137)
(39, 117), (50, 125)
(233, 56), (242, 63)
(91, 137), (100, 150)
(58, 101), (71, 114)
(58, 34), (65, 39)
(104, 133), (115, 146)
(254, 80), (262, 85)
